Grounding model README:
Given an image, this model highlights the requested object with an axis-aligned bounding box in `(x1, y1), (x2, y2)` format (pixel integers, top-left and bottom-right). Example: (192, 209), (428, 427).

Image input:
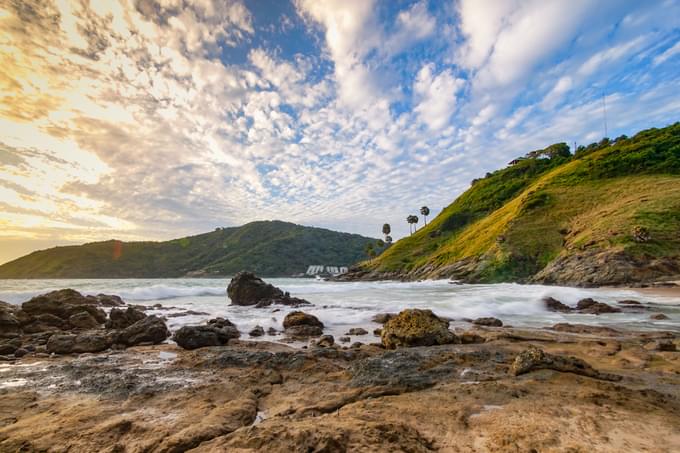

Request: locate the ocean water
(1, 278), (679, 342)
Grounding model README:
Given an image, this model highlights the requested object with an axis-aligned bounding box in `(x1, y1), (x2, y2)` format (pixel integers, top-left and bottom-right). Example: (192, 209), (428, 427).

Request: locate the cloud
(653, 40), (680, 66)
(413, 63), (464, 130)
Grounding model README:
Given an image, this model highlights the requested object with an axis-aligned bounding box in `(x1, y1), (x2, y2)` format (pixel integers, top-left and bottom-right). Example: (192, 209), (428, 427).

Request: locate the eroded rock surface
(381, 309), (457, 349)
(510, 346), (622, 381)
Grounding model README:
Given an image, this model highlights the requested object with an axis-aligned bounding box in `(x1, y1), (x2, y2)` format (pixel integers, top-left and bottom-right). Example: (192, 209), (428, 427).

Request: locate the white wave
(114, 285), (226, 301)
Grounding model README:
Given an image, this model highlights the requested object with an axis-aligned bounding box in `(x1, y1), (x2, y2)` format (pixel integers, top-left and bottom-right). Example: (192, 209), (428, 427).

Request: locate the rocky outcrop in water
(106, 307), (147, 329)
(283, 311), (324, 338)
(473, 317), (503, 327)
(227, 272), (312, 308)
(381, 309), (457, 349)
(543, 296), (622, 315)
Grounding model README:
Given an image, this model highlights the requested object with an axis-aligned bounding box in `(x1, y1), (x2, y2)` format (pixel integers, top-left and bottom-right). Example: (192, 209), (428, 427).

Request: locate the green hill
(347, 122), (680, 286)
(0, 221), (377, 278)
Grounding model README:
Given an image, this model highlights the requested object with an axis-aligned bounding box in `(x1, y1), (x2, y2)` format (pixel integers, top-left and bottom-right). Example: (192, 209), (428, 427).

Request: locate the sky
(0, 0), (679, 265)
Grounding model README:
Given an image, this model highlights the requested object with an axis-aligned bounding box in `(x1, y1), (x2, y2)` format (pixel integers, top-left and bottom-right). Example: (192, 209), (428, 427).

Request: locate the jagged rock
(339, 336), (351, 343)
(473, 317), (503, 327)
(576, 298), (621, 314)
(106, 307), (147, 329)
(381, 309), (457, 349)
(371, 313), (396, 324)
(346, 328), (368, 336)
(266, 327), (278, 336)
(68, 311), (101, 329)
(13, 348), (28, 358)
(21, 290), (107, 330)
(119, 316), (170, 347)
(173, 318), (240, 350)
(510, 346), (621, 381)
(21, 313), (70, 333)
(650, 313), (670, 320)
(227, 271), (284, 305)
(249, 325), (265, 337)
(543, 297), (572, 312)
(88, 294), (125, 307)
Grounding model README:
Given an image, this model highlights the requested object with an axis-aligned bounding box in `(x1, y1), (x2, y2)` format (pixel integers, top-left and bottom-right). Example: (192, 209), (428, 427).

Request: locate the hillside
(0, 221), (377, 278)
(346, 123), (680, 286)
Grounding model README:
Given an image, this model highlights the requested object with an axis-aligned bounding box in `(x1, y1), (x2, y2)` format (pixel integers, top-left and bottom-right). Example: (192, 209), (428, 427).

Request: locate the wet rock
(576, 298), (621, 315)
(381, 309), (457, 349)
(21, 313), (70, 333)
(165, 310), (211, 318)
(339, 336), (351, 343)
(285, 325), (323, 338)
(266, 327), (278, 336)
(173, 318), (239, 350)
(655, 340), (677, 352)
(371, 313), (396, 324)
(550, 323), (621, 335)
(316, 335), (335, 348)
(543, 297), (572, 313)
(227, 272), (311, 308)
(351, 342), (363, 349)
(0, 303), (21, 338)
(20, 290), (107, 331)
(13, 348), (28, 358)
(68, 311), (100, 330)
(459, 331), (485, 344)
(650, 313), (670, 320)
(0, 343), (17, 355)
(473, 317), (503, 327)
(89, 294), (125, 307)
(46, 332), (114, 354)
(510, 346), (621, 381)
(249, 325), (265, 337)
(373, 328), (382, 336)
(618, 299), (641, 305)
(346, 327), (368, 335)
(106, 307), (147, 329)
(283, 311), (323, 329)
(119, 316), (170, 347)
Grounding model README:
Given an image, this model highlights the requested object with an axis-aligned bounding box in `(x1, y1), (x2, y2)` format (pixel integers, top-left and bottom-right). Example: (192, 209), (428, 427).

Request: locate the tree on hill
(420, 206), (430, 225)
(407, 215), (419, 235)
(382, 223), (391, 237)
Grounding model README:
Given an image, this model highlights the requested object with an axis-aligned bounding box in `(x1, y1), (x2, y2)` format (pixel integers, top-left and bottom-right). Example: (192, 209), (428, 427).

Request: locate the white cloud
(653, 40), (680, 66)
(413, 64), (464, 130)
(540, 76), (573, 109)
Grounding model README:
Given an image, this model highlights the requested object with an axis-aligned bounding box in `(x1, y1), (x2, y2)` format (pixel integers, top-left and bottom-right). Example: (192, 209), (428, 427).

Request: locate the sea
(1, 278), (679, 342)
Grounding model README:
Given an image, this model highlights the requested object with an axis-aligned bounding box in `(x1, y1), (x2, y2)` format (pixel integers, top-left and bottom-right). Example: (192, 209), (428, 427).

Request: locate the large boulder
(381, 309), (457, 349)
(106, 307), (147, 329)
(472, 317), (503, 327)
(227, 272), (311, 308)
(118, 316), (170, 347)
(283, 311), (324, 338)
(228, 272), (284, 305)
(20, 290), (107, 329)
(46, 332), (114, 354)
(173, 318), (240, 350)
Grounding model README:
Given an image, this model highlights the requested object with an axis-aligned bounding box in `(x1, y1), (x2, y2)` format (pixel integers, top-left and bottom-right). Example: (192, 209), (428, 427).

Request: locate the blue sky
(0, 0), (679, 264)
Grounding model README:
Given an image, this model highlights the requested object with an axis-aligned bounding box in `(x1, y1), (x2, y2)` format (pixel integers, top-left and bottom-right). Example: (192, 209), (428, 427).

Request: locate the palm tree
(420, 206), (430, 225)
(412, 215), (419, 232)
(406, 215), (419, 235)
(382, 223), (391, 237)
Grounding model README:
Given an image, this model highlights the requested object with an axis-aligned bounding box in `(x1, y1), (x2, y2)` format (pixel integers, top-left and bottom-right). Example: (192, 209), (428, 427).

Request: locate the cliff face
(349, 123), (680, 287)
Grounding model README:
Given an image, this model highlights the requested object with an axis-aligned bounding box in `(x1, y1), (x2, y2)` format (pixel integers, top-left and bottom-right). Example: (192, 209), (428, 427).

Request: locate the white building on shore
(305, 265), (348, 276)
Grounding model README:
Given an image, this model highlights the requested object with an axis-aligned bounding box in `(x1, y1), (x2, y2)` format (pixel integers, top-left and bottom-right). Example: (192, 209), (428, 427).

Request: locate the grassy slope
(0, 221), (377, 278)
(364, 123), (680, 282)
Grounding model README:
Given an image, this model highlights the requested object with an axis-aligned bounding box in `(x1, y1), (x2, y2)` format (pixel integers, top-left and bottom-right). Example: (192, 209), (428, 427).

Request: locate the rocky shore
(1, 275), (680, 452)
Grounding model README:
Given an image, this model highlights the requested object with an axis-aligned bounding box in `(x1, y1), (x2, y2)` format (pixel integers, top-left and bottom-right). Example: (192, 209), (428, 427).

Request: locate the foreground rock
(173, 318), (241, 349)
(105, 306), (146, 329)
(227, 271), (312, 308)
(2, 323), (680, 452)
(473, 317), (503, 327)
(511, 346), (621, 381)
(381, 309), (457, 349)
(283, 311), (324, 338)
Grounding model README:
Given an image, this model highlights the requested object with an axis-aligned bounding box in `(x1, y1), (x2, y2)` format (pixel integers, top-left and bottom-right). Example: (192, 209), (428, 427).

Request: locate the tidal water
(1, 278), (679, 341)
